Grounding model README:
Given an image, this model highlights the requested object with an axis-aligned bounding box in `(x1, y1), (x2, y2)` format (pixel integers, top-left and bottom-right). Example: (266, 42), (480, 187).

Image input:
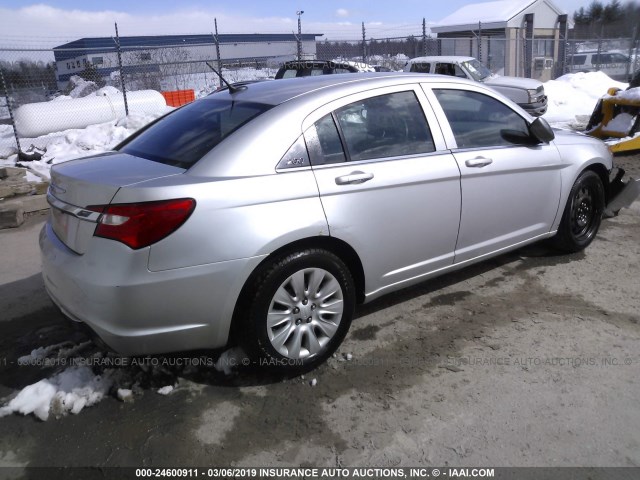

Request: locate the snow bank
(604, 112), (636, 134)
(0, 366), (113, 421)
(157, 385), (174, 395)
(543, 71), (628, 126)
(68, 75), (98, 98)
(5, 111), (169, 179)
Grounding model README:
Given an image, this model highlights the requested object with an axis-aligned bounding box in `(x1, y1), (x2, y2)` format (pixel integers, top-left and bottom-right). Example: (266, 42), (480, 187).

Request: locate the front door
(428, 86), (563, 263)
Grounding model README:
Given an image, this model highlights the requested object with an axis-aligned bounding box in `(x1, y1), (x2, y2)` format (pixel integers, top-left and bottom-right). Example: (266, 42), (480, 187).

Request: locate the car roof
(206, 72), (472, 106)
(407, 56), (475, 63)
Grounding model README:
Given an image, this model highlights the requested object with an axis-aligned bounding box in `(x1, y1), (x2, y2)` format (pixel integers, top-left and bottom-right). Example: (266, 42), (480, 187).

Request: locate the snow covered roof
(432, 0), (565, 34)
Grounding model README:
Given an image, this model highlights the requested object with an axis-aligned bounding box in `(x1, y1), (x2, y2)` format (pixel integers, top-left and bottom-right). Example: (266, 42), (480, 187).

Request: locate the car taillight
(87, 198), (196, 249)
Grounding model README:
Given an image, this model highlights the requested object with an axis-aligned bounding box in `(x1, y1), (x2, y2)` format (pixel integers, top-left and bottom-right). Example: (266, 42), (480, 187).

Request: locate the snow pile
(3, 111), (169, 179)
(68, 75), (99, 98)
(95, 86), (121, 97)
(117, 388), (134, 402)
(603, 112), (636, 135)
(0, 366), (113, 421)
(157, 385), (174, 395)
(605, 86), (640, 102)
(17, 341), (92, 365)
(543, 71), (628, 126)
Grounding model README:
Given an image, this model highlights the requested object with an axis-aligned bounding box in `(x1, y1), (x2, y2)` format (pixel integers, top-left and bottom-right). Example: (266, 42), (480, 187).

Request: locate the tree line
(572, 0), (640, 38)
(0, 60), (58, 92)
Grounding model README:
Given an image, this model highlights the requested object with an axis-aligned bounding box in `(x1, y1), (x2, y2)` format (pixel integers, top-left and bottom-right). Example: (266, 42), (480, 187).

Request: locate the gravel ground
(0, 153), (639, 471)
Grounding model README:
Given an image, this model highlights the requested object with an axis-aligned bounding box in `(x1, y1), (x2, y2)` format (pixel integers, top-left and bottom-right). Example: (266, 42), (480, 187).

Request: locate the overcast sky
(0, 0), (608, 46)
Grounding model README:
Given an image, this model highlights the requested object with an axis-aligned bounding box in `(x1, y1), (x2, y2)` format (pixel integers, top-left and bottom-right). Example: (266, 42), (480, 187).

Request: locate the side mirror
(500, 129), (539, 145)
(529, 117), (555, 143)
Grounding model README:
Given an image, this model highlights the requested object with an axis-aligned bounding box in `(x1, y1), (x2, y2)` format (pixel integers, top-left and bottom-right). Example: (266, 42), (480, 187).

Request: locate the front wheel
(239, 249), (355, 373)
(551, 170), (604, 253)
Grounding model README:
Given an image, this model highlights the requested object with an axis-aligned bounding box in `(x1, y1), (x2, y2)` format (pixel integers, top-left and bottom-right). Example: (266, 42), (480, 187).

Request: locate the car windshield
(462, 59), (493, 81)
(118, 98), (272, 168)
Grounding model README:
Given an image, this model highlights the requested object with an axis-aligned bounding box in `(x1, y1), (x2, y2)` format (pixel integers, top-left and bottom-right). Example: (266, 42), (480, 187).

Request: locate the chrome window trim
(46, 191), (102, 223)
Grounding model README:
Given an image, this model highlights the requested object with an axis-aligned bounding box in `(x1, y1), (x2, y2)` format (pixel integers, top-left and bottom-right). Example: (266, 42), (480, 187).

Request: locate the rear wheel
(551, 170), (604, 252)
(239, 249), (355, 373)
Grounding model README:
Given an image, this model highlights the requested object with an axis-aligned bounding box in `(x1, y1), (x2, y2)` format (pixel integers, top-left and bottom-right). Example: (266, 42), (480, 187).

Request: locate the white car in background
(404, 56), (547, 116)
(568, 51), (634, 82)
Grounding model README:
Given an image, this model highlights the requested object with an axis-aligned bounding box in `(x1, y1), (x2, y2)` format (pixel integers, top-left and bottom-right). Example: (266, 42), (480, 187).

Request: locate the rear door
(424, 84), (563, 264)
(305, 84), (462, 296)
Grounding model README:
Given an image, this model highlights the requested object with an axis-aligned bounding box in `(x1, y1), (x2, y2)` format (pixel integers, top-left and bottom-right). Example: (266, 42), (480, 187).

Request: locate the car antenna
(206, 62), (246, 94)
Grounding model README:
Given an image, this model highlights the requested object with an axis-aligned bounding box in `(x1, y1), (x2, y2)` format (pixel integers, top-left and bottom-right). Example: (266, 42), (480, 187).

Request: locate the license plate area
(51, 206), (85, 253)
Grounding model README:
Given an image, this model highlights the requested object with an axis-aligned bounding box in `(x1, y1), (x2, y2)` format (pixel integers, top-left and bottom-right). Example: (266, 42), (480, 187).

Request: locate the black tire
(238, 248), (355, 373)
(551, 170), (605, 253)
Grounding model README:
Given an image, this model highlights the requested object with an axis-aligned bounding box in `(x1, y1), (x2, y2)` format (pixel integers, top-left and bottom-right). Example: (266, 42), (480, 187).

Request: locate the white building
(53, 33), (322, 89)
(431, 0), (568, 80)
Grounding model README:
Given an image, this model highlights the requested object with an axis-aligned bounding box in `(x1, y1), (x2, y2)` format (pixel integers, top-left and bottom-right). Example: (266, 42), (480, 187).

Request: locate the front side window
(462, 60), (492, 81)
(434, 89), (530, 149)
(119, 98), (272, 168)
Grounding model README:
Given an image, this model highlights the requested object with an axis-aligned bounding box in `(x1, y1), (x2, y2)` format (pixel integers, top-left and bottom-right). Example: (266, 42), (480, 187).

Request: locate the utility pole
(362, 22), (366, 63)
(296, 11), (304, 60)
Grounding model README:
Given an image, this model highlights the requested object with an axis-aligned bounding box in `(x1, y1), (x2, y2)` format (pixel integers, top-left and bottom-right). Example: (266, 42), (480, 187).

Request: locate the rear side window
(434, 89), (530, 149)
(335, 91), (435, 161)
(119, 98), (271, 168)
(306, 91), (435, 165)
(306, 115), (347, 165)
(571, 55), (586, 66)
(410, 62), (431, 73)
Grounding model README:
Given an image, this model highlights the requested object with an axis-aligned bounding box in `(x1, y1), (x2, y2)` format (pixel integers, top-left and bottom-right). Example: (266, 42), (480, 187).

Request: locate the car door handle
(465, 157), (493, 168)
(335, 171), (374, 185)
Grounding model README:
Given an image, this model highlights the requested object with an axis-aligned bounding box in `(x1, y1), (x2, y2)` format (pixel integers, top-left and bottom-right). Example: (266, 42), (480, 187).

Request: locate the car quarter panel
(106, 170), (328, 272)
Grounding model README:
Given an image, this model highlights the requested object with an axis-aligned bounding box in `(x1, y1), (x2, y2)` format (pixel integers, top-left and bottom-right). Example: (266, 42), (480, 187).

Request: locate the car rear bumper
(40, 222), (263, 356)
(519, 96), (548, 117)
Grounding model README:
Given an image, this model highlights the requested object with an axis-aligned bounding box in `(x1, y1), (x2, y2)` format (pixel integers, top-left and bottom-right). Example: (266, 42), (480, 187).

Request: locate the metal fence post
(556, 14), (568, 79)
(0, 65), (22, 158)
(296, 11), (304, 60)
(114, 22), (129, 116)
(362, 22), (366, 63)
(626, 25), (638, 80)
(214, 18), (222, 89)
(477, 22), (482, 62)
(422, 19), (427, 57)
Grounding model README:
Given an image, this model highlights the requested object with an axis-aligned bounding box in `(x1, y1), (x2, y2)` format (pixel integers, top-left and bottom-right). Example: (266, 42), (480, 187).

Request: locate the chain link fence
(1, 22), (639, 162)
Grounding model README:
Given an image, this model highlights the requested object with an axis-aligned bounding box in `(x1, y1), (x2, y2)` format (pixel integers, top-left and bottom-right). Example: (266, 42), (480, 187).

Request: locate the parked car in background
(404, 56), (547, 116)
(42, 72), (627, 373)
(568, 51), (634, 81)
(275, 60), (374, 78)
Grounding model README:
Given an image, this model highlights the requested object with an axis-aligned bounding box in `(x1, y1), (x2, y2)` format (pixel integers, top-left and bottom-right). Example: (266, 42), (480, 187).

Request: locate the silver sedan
(40, 73), (627, 372)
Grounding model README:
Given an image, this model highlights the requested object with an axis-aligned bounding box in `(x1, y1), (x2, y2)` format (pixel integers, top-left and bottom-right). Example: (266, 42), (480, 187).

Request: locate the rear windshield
(118, 98), (272, 168)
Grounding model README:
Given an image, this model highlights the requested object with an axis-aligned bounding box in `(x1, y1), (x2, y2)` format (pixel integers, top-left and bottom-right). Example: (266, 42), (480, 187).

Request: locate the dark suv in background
(275, 60), (374, 79)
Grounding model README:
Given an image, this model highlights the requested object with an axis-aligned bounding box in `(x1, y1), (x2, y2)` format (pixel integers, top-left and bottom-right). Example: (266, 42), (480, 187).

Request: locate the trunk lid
(48, 152), (185, 254)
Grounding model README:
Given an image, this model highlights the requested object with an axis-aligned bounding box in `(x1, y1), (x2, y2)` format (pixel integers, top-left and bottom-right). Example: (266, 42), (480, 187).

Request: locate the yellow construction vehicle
(586, 70), (640, 153)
